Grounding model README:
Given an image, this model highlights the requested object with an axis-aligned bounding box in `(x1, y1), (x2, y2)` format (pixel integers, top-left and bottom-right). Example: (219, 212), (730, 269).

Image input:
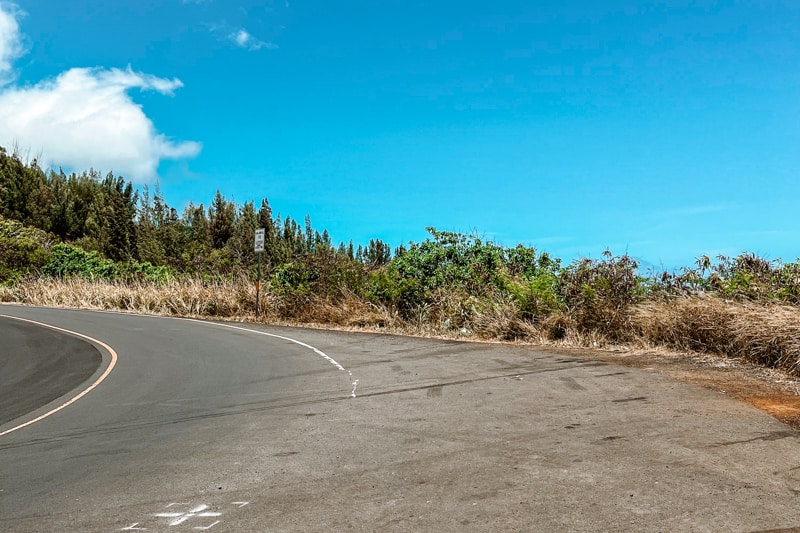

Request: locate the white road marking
(202, 322), (346, 371)
(194, 521), (220, 530)
(155, 503), (221, 526)
(189, 320), (360, 398)
(155, 512), (182, 520)
(0, 314), (119, 437)
(125, 501), (250, 530)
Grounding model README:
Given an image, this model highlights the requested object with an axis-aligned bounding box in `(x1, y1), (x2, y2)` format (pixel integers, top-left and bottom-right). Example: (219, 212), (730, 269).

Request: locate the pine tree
(100, 173), (137, 262)
(304, 214), (314, 253)
(364, 238), (392, 266)
(209, 190), (235, 249)
(227, 200), (257, 266)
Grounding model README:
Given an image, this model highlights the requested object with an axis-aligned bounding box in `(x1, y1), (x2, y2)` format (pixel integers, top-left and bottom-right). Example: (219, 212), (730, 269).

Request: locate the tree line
(0, 146), (394, 275)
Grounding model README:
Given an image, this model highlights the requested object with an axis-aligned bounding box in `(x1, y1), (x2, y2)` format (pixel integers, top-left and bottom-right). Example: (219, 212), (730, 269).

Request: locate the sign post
(254, 228), (265, 317)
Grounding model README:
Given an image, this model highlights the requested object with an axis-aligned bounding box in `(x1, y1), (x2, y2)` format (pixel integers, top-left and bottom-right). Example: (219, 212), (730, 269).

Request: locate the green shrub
(365, 267), (424, 317)
(503, 270), (564, 320)
(559, 251), (645, 339)
(391, 228), (505, 293)
(0, 216), (51, 282)
(268, 253), (368, 317)
(271, 261), (314, 297)
(117, 261), (175, 284)
(42, 242), (120, 280)
(367, 228), (563, 322)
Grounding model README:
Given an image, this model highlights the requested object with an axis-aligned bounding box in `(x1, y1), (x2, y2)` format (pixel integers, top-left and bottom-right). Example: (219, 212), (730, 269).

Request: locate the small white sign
(254, 228), (265, 252)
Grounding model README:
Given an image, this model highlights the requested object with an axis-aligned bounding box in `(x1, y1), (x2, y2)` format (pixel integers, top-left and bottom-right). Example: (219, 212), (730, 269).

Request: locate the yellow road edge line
(0, 314), (118, 437)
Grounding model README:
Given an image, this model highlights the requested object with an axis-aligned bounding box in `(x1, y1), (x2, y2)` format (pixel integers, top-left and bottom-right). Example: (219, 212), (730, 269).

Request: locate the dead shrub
(541, 312), (573, 341)
(470, 296), (537, 341)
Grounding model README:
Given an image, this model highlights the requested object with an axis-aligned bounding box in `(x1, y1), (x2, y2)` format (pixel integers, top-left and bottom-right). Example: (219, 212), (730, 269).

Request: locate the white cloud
(229, 28), (277, 51)
(0, 1), (23, 81)
(0, 3), (200, 182)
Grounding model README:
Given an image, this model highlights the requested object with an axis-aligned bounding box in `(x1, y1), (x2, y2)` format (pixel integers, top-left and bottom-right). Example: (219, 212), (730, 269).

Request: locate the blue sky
(0, 1), (798, 270)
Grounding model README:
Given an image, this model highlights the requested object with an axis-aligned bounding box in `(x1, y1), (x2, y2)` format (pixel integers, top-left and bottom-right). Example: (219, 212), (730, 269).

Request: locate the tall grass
(0, 276), (397, 327)
(633, 298), (800, 375)
(1, 277), (256, 318)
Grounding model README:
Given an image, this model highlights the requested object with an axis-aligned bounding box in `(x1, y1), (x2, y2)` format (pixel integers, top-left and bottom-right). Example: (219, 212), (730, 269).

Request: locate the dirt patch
(746, 396), (800, 427)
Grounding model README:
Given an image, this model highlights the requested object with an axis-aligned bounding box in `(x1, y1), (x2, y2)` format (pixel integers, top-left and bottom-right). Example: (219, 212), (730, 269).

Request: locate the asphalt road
(1, 305), (800, 532)
(0, 315), (101, 425)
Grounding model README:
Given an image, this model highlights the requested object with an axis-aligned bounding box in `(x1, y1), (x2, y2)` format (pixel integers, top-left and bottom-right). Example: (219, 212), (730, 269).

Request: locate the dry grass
(0, 277), (257, 318)
(633, 297), (800, 375)
(0, 277), (398, 327)
(470, 297), (541, 341)
(275, 291), (397, 328)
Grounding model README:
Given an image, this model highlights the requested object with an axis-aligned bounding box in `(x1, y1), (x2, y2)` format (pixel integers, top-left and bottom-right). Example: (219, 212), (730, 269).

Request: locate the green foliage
(42, 243), (120, 280)
(558, 251), (645, 339)
(271, 252), (366, 297)
(0, 216), (51, 282)
(209, 190), (235, 249)
(506, 245), (561, 280)
(41, 242), (175, 283)
(226, 200), (257, 265)
(0, 148), (356, 281)
(711, 253), (783, 301)
(367, 228), (561, 322)
(0, 148), (49, 227)
(269, 252), (367, 317)
(391, 228), (504, 293)
(201, 248), (235, 276)
(776, 263), (800, 303)
(654, 253), (800, 304)
(502, 270), (564, 320)
(117, 261), (175, 284)
(365, 268), (423, 317)
(359, 238), (392, 267)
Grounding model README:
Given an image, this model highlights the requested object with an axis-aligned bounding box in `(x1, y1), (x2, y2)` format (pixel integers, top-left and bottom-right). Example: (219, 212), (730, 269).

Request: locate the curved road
(0, 315), (102, 426)
(1, 305), (800, 532)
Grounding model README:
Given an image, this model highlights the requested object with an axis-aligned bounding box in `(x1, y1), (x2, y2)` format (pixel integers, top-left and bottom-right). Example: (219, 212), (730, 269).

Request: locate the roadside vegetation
(2, 147), (800, 377)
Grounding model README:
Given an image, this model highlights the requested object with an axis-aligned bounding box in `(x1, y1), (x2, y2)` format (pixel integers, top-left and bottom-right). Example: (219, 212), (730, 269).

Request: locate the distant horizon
(0, 1), (798, 271)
